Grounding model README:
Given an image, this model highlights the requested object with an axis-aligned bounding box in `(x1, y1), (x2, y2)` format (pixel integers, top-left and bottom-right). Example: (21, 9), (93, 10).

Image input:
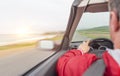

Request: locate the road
(72, 31), (91, 41)
(0, 47), (55, 76)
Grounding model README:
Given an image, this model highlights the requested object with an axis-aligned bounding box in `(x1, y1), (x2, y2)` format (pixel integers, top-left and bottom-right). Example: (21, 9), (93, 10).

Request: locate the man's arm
(56, 49), (82, 76)
(57, 40), (91, 76)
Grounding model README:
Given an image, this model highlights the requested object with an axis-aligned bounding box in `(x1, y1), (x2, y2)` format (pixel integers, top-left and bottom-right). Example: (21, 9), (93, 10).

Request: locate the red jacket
(57, 49), (120, 76)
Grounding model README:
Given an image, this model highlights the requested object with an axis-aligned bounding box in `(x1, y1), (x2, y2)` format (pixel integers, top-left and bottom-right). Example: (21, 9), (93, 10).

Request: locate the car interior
(23, 0), (111, 76)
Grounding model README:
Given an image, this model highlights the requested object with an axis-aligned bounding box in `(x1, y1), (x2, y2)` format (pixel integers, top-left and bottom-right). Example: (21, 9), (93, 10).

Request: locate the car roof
(73, 0), (108, 12)
(78, 0), (108, 7)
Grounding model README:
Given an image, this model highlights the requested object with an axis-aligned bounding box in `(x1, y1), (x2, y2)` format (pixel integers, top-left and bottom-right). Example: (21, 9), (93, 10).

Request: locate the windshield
(0, 0), (73, 75)
(72, 12), (110, 42)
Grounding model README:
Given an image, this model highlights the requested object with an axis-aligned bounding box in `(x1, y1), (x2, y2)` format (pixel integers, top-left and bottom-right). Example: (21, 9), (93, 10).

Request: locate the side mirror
(37, 40), (55, 50)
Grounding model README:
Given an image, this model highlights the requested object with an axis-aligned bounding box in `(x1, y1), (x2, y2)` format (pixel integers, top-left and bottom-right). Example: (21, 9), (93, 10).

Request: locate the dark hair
(109, 0), (120, 19)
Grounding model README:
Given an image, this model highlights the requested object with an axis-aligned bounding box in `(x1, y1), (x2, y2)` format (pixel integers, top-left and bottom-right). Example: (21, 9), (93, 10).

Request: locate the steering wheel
(88, 38), (114, 52)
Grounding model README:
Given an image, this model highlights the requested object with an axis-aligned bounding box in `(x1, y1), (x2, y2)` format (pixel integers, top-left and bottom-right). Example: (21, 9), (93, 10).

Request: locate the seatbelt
(83, 59), (106, 76)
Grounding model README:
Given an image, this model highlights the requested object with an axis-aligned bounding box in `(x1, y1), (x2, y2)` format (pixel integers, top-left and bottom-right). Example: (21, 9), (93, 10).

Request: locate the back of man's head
(109, 0), (120, 20)
(109, 0), (120, 49)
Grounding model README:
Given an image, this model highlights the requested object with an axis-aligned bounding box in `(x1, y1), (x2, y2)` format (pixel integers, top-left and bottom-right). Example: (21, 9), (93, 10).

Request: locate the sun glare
(16, 27), (31, 37)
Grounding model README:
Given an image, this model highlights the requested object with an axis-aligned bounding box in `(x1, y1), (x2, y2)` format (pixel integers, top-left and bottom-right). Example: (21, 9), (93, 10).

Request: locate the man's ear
(110, 11), (119, 32)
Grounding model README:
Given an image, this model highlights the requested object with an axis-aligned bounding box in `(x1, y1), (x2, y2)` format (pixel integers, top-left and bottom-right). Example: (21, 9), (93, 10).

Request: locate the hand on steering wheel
(77, 40), (90, 54)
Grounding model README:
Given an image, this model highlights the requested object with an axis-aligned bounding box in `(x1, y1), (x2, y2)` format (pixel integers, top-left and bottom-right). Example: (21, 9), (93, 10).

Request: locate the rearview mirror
(37, 40), (54, 50)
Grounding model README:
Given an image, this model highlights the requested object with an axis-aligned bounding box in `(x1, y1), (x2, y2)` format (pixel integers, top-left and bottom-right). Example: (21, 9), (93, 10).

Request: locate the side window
(72, 12), (110, 42)
(0, 0), (73, 50)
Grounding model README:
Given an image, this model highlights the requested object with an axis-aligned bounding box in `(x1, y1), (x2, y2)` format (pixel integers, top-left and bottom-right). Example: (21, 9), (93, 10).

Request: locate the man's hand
(77, 40), (90, 54)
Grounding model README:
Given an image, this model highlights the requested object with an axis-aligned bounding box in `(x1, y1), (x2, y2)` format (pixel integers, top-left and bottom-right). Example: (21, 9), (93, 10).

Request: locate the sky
(0, 0), (109, 34)
(0, 0), (74, 34)
(77, 12), (110, 30)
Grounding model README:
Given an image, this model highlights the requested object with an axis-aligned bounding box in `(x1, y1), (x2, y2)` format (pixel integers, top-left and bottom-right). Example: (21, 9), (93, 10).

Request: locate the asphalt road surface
(0, 47), (55, 76)
(72, 31), (91, 41)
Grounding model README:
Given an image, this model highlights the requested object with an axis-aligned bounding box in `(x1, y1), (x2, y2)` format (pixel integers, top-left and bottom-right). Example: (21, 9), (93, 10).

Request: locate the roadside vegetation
(77, 26), (110, 39)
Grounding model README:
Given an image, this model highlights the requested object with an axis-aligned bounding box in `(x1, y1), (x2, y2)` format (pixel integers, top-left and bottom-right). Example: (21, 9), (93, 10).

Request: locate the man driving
(57, 0), (120, 76)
